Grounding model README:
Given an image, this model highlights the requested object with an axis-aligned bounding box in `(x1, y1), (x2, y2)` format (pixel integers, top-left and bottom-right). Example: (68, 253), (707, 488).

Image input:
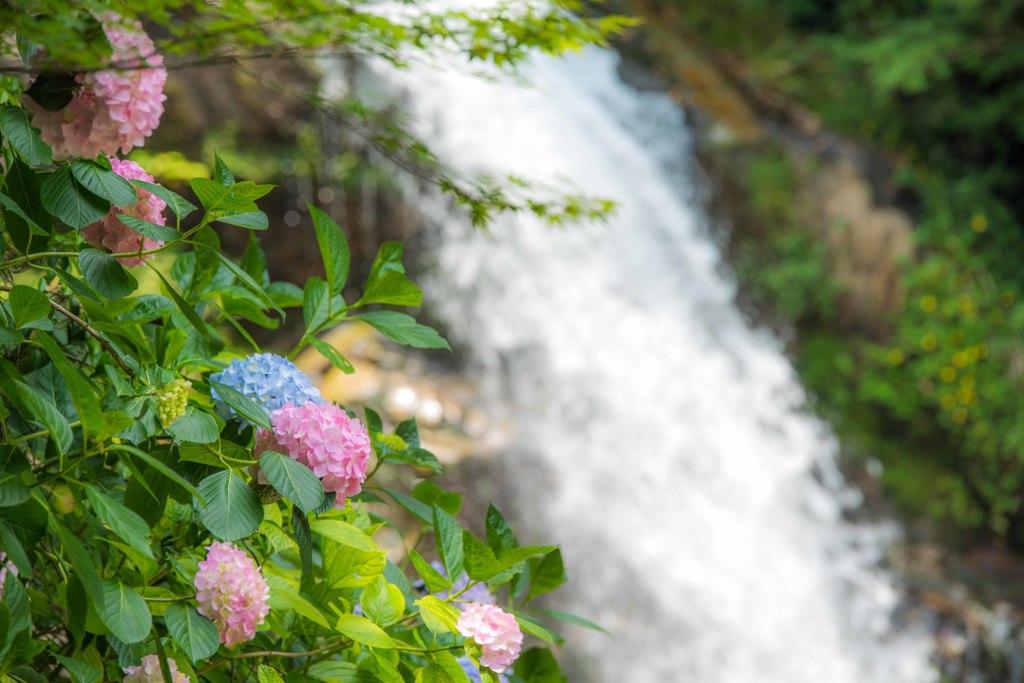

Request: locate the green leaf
(109, 443), (204, 502)
(190, 178), (259, 214)
(266, 575), (329, 627)
(414, 595), (460, 635)
(409, 549), (451, 594)
(309, 204), (351, 294)
(70, 160), (137, 206)
(527, 549), (565, 602)
(85, 487), (153, 558)
(164, 603), (220, 663)
(131, 179), (197, 220)
(0, 192), (45, 237)
(516, 614), (557, 644)
(193, 243), (284, 319)
(309, 337), (354, 374)
(416, 665), (457, 683)
(259, 451), (325, 514)
(433, 506), (464, 582)
(353, 311), (450, 350)
(15, 380), (72, 453)
(98, 579), (152, 644)
(210, 380), (271, 429)
(308, 518), (377, 552)
(53, 655), (101, 683)
(303, 276), (330, 332)
(462, 531), (500, 582)
(150, 267), (208, 339)
(215, 210), (268, 230)
(0, 106), (52, 165)
(360, 576), (405, 628)
(380, 487), (433, 524)
(357, 242), (422, 307)
(40, 164), (109, 229)
(257, 666), (286, 683)
(78, 248), (139, 300)
(534, 609), (608, 635)
(213, 152), (235, 186)
(8, 285), (49, 329)
(167, 407), (220, 444)
(513, 648), (567, 683)
(486, 504), (518, 556)
(0, 474), (29, 507)
(117, 214), (179, 242)
(194, 470), (264, 541)
(335, 613), (395, 649)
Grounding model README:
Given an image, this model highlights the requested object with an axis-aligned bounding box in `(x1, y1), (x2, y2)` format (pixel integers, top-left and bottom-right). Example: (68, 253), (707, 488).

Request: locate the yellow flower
(921, 334), (938, 352)
(940, 366), (957, 383)
(887, 348), (905, 365)
(952, 407), (969, 424)
(920, 295), (938, 313)
(970, 214), (988, 233)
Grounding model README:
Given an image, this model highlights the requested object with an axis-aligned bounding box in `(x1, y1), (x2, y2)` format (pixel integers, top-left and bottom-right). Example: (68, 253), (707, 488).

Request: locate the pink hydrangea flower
(80, 158), (166, 266)
(194, 542), (270, 648)
(0, 552), (15, 598)
(456, 603), (523, 674)
(255, 402), (371, 507)
(122, 654), (189, 683)
(29, 14), (167, 158)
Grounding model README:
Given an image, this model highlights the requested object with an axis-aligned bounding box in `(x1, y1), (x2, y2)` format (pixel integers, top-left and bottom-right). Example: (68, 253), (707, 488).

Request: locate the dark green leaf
(8, 285), (49, 329)
(0, 474), (29, 508)
(167, 407), (220, 444)
(40, 164), (109, 229)
(309, 204), (351, 294)
(85, 487), (153, 558)
(53, 655), (101, 683)
(194, 470), (264, 541)
(380, 487), (432, 524)
(352, 311), (450, 350)
(210, 380), (271, 429)
(513, 648), (567, 683)
(78, 248), (139, 300)
(98, 579), (152, 644)
(151, 268), (209, 339)
(433, 506), (464, 582)
(0, 106), (52, 165)
(534, 609), (608, 635)
(164, 603), (220, 663)
(259, 451), (325, 513)
(23, 71), (77, 111)
(70, 160), (137, 206)
(15, 380), (72, 453)
(486, 504), (518, 556)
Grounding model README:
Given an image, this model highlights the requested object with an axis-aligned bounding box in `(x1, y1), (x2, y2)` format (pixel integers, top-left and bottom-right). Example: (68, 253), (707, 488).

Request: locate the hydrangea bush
(0, 5), (608, 681)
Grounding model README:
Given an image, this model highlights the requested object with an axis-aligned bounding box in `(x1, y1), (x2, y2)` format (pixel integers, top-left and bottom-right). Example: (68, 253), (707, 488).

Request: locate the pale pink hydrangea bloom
(30, 15), (167, 158)
(0, 552), (15, 598)
(456, 603), (523, 674)
(122, 654), (189, 683)
(194, 542), (270, 648)
(255, 402), (371, 507)
(81, 158), (166, 266)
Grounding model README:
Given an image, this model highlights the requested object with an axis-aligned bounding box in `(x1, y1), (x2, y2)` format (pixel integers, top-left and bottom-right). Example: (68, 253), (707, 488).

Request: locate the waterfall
(369, 48), (937, 682)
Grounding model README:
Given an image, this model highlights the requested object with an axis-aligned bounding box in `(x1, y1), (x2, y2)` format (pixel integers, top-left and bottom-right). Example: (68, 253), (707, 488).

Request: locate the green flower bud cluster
(155, 378), (191, 427)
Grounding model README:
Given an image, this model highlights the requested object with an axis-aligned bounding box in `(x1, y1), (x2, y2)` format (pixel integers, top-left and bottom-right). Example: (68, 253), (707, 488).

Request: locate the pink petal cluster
(81, 158), (166, 266)
(255, 402), (371, 507)
(0, 552), (15, 598)
(122, 654), (189, 683)
(30, 15), (167, 158)
(456, 603), (523, 674)
(194, 542), (270, 648)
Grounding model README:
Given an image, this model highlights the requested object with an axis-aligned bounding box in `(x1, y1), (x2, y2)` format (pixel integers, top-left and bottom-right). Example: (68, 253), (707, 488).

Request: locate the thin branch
(195, 638), (352, 675)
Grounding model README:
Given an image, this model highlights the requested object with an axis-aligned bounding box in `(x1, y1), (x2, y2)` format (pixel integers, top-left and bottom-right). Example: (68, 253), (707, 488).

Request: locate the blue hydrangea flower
(457, 656), (509, 683)
(210, 353), (323, 422)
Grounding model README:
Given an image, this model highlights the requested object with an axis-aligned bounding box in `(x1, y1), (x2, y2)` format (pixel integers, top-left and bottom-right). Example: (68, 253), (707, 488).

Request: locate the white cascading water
(363, 48), (939, 681)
